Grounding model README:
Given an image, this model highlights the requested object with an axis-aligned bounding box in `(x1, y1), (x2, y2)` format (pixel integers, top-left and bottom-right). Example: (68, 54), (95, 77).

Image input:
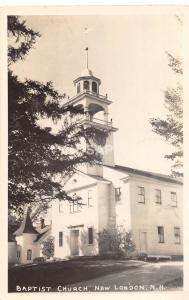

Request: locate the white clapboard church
(9, 59), (183, 264)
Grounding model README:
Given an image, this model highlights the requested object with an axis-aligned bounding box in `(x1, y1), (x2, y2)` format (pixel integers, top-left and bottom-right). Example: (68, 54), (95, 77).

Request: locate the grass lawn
(8, 258), (142, 292)
(164, 277), (183, 289)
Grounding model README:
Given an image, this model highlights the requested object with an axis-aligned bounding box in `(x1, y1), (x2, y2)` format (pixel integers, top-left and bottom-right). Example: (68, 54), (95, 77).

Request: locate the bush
(33, 257), (45, 263)
(98, 226), (135, 258)
(138, 252), (148, 261)
(41, 236), (54, 259)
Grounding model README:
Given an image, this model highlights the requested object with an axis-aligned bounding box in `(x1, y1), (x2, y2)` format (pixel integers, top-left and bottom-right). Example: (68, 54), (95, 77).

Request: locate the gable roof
(14, 210), (39, 236)
(85, 173), (110, 183)
(64, 168), (111, 192)
(34, 225), (51, 242)
(105, 164), (183, 185)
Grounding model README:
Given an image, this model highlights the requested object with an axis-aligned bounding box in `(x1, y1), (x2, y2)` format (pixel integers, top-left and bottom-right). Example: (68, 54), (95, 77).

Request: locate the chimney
(40, 218), (45, 229)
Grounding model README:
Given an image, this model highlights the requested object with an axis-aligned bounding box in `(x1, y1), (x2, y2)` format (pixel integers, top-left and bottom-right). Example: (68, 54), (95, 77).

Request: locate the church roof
(80, 68), (93, 77)
(34, 225), (51, 242)
(73, 68), (101, 84)
(88, 174), (111, 183)
(14, 210), (39, 236)
(105, 164), (183, 185)
(74, 169), (111, 183)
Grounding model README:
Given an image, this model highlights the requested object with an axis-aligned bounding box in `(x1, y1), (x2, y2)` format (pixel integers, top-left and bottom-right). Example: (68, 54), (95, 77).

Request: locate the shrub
(98, 226), (135, 258)
(33, 257), (45, 263)
(41, 236), (54, 259)
(138, 252), (148, 261)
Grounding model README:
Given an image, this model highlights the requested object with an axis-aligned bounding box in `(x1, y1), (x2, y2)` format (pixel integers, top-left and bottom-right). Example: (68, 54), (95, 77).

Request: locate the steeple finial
(85, 47), (89, 68)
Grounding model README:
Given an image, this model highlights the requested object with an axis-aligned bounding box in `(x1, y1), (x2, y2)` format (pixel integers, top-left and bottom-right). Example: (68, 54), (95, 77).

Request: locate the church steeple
(66, 52), (118, 176)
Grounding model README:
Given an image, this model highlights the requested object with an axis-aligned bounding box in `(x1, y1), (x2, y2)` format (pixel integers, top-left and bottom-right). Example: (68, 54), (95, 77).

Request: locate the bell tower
(66, 48), (118, 176)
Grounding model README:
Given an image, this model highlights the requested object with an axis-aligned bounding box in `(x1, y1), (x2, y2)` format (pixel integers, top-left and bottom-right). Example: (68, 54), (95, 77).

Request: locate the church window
(138, 186), (145, 203)
(17, 251), (20, 259)
(27, 249), (32, 260)
(88, 227), (93, 244)
(77, 83), (80, 94)
(155, 189), (161, 204)
(84, 80), (89, 91)
(115, 187), (121, 202)
(59, 232), (63, 247)
(174, 227), (181, 244)
(69, 200), (80, 213)
(92, 81), (97, 93)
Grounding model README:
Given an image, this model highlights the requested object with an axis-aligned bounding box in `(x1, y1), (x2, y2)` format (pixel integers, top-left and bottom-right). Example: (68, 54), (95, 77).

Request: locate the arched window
(92, 81), (98, 93)
(77, 83), (80, 94)
(83, 81), (89, 91)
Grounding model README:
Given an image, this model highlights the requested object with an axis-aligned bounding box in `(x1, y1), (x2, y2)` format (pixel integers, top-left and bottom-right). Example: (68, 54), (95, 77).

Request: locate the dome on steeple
(81, 68), (93, 77)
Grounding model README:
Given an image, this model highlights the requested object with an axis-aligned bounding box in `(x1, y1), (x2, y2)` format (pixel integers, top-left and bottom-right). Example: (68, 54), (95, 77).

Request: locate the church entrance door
(70, 230), (79, 256)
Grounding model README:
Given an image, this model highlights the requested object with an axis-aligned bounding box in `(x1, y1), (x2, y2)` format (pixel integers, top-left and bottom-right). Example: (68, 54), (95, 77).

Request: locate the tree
(8, 16), (107, 215)
(98, 227), (135, 258)
(150, 52), (183, 177)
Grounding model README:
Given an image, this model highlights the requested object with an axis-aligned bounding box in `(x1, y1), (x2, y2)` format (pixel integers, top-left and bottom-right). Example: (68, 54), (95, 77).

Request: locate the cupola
(73, 67), (101, 95)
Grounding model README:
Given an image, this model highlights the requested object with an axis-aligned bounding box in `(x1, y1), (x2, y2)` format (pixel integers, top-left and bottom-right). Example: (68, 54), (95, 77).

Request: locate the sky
(11, 13), (183, 175)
